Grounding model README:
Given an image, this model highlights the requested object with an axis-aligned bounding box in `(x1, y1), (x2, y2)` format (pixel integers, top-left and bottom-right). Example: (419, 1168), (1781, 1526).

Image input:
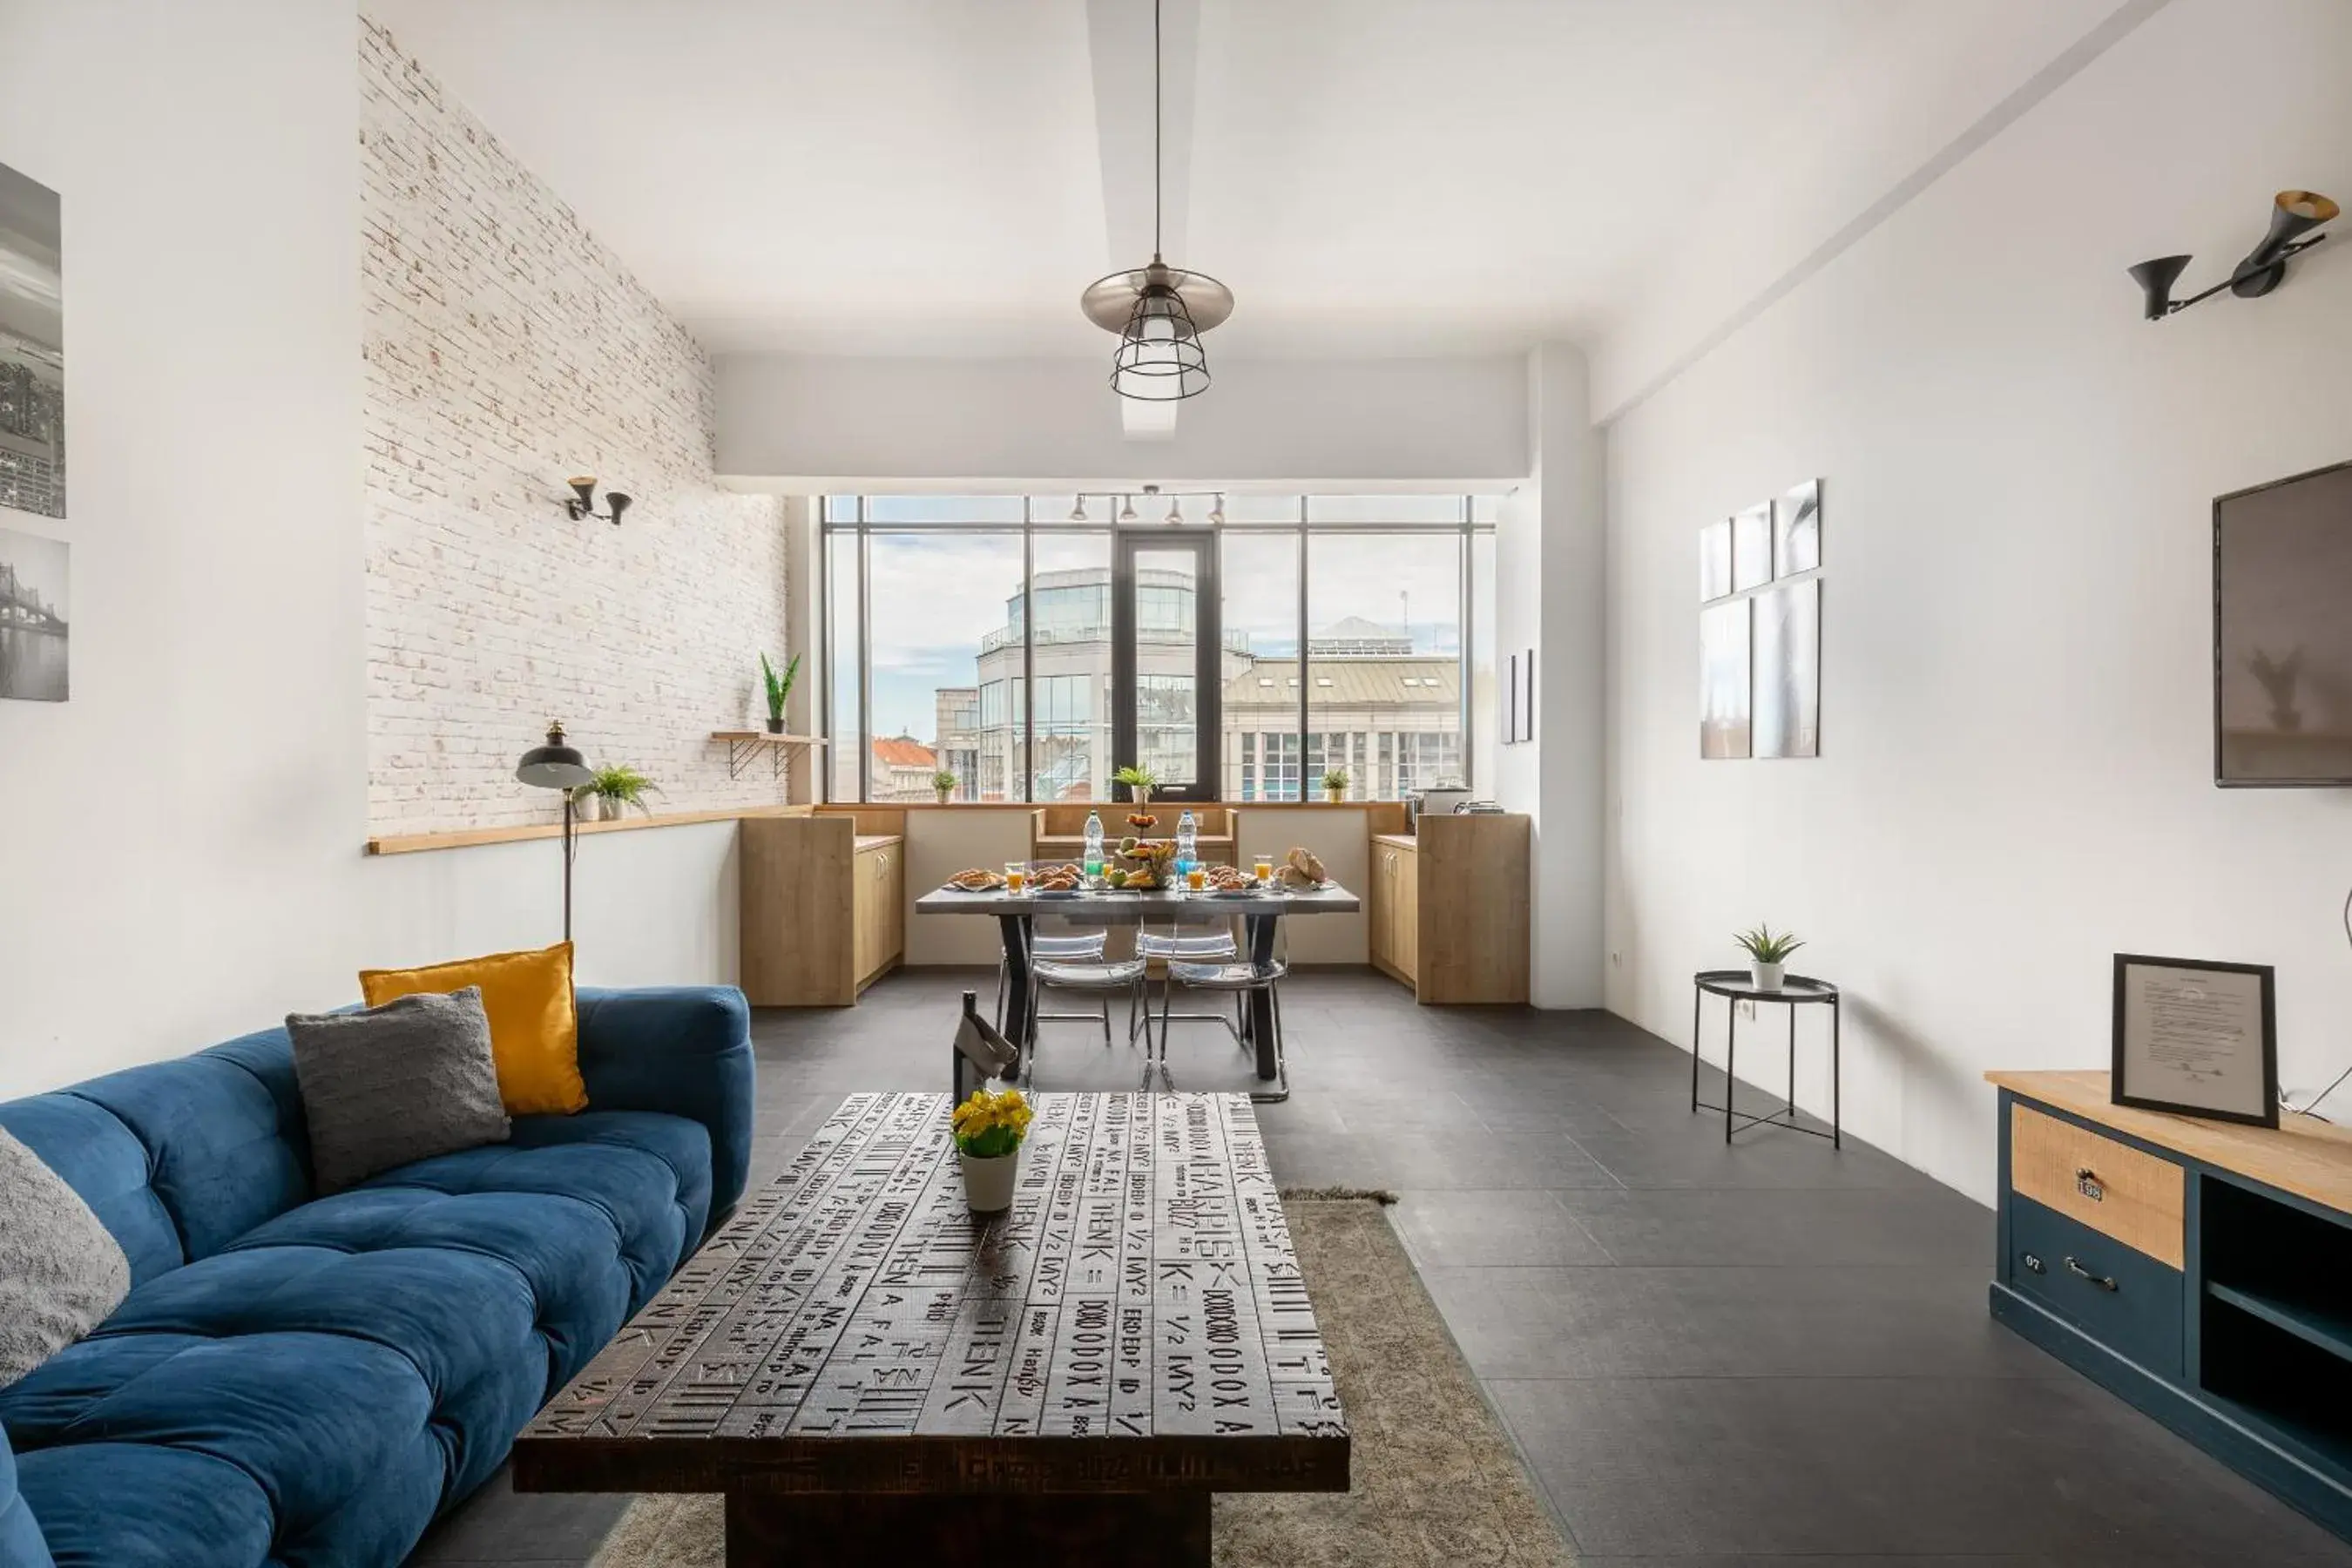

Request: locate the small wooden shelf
(713, 730), (828, 781)
(2207, 1281), (2352, 1364)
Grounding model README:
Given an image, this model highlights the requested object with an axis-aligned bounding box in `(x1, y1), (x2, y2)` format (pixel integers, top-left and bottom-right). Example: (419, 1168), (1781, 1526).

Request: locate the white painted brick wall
(360, 18), (788, 833)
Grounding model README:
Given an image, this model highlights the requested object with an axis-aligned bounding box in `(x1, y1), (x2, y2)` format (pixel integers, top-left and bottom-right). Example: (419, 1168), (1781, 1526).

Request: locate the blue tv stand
(1989, 1070), (2352, 1542)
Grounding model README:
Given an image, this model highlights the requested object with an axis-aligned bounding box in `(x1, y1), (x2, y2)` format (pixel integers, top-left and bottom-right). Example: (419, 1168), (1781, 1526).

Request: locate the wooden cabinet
(851, 837), (904, 990)
(1369, 814), (1529, 1004)
(1370, 838), (1418, 985)
(740, 815), (904, 1005)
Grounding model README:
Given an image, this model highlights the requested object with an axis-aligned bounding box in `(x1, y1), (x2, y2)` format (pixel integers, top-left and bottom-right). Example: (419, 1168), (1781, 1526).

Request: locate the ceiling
(369, 0), (2133, 366)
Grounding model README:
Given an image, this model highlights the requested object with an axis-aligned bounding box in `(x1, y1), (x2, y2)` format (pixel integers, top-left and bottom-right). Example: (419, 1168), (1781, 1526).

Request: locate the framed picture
(1700, 518), (1733, 600)
(0, 525), (67, 701)
(1774, 477), (1821, 578)
(2112, 955), (2277, 1126)
(1732, 503), (1772, 592)
(1699, 600), (1752, 759)
(1503, 653), (1518, 745)
(1753, 579), (1820, 758)
(0, 160), (64, 520)
(1517, 646), (1535, 742)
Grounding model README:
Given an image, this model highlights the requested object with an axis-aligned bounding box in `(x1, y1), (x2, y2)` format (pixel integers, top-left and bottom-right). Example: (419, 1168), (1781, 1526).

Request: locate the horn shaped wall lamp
(562, 476), (632, 525)
(2129, 190), (2337, 321)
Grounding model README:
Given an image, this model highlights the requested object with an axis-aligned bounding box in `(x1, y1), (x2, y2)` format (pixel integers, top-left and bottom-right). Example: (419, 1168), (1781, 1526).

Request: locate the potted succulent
(1735, 924), (1805, 991)
(1112, 763), (1158, 809)
(574, 764), (660, 822)
(932, 768), (959, 804)
(1321, 767), (1349, 803)
(950, 1085), (1033, 1213)
(759, 652), (800, 735)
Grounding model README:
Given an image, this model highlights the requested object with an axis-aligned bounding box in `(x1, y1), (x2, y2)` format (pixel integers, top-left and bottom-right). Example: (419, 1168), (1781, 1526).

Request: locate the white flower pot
(960, 1148), (1019, 1213)
(1750, 961), (1786, 991)
(574, 794), (605, 822)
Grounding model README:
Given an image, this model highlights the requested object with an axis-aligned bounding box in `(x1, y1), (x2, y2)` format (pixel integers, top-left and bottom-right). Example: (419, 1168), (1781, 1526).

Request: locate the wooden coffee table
(514, 1091), (1349, 1565)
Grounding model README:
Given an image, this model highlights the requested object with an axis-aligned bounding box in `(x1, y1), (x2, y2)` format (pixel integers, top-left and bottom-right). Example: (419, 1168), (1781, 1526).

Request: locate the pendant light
(1118, 494), (1139, 524)
(1207, 492), (1226, 525)
(1080, 0), (1232, 401)
(1069, 496), (1089, 522)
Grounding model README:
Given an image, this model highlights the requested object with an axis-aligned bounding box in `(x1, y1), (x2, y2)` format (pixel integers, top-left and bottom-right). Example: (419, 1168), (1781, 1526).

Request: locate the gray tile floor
(409, 969), (2352, 1566)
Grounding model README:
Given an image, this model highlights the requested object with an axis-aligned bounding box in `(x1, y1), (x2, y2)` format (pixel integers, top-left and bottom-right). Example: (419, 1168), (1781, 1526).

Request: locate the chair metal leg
(1155, 981), (1176, 1091)
(995, 956), (1008, 1034)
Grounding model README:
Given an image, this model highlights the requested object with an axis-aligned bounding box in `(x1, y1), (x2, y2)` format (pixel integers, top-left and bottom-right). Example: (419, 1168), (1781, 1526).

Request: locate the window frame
(821, 495), (1492, 803)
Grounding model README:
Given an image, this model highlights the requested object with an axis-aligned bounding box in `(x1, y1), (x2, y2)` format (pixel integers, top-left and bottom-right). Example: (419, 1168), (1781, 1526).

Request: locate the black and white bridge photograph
(0, 524), (67, 701)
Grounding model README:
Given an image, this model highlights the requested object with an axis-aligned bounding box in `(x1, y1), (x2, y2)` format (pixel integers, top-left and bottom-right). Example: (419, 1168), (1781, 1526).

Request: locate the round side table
(1690, 970), (1842, 1146)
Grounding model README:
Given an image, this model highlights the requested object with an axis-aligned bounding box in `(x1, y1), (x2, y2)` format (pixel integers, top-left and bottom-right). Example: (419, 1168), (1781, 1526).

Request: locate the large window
(824, 496), (1494, 802)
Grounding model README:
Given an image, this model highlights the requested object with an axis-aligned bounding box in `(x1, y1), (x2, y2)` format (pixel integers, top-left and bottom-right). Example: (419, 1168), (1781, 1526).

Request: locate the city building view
(827, 499), (1491, 804)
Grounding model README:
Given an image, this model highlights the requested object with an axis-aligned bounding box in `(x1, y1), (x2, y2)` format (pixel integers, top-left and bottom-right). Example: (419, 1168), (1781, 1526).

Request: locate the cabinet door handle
(2063, 1255), (2118, 1291)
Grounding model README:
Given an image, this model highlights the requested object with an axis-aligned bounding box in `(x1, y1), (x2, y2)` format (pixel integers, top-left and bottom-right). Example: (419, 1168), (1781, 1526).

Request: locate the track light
(1069, 496), (1088, 522)
(1207, 492), (1226, 525)
(1118, 494), (1139, 523)
(2129, 190), (2336, 321)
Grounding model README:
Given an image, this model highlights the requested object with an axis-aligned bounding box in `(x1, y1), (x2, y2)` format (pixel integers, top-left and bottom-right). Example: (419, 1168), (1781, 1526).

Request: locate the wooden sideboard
(1988, 1069), (2352, 1542)
(740, 815), (904, 1005)
(1369, 814), (1530, 1004)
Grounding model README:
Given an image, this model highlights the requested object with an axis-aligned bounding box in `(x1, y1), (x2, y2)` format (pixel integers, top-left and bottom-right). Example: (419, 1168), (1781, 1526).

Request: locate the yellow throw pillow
(358, 942), (587, 1116)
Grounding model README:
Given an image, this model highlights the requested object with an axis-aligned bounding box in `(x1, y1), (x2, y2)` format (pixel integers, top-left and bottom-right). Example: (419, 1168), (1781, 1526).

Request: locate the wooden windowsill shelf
(713, 730), (828, 781)
(366, 804), (809, 857)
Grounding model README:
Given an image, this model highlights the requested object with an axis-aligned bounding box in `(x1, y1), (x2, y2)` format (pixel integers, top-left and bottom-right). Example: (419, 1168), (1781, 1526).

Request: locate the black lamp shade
(2234, 190), (2340, 297)
(517, 722), (594, 789)
(2128, 254), (2192, 320)
(605, 492), (632, 526)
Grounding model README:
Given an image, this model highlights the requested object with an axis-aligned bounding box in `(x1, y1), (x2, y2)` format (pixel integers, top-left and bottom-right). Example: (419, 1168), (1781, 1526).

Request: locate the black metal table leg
(1832, 996), (1842, 1149)
(998, 914), (1035, 1076)
(1787, 1002), (1798, 1125)
(1725, 998), (1737, 1144)
(1690, 983), (1702, 1112)
(1244, 913), (1280, 1082)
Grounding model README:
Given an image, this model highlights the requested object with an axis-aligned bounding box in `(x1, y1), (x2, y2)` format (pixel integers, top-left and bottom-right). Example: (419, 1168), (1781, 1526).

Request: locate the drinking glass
(1004, 860), (1026, 893)
(1186, 864), (1206, 892)
(1252, 852), (1274, 884)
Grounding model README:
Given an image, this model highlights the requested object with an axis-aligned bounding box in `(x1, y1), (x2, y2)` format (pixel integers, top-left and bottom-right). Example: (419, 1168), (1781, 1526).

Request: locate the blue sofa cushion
(0, 1097), (179, 1288)
(0, 1422), (53, 1568)
(0, 1108), (714, 1567)
(577, 986), (753, 1225)
(52, 1031), (310, 1266)
(15, 1444), (268, 1568)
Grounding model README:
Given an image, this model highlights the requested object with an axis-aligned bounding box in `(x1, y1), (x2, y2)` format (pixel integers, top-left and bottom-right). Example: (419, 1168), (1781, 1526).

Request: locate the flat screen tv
(2216, 458), (2352, 785)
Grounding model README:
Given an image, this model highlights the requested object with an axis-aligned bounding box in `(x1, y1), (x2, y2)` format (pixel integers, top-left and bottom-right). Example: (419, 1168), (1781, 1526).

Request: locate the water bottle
(1083, 810), (1105, 882)
(1176, 809), (1197, 873)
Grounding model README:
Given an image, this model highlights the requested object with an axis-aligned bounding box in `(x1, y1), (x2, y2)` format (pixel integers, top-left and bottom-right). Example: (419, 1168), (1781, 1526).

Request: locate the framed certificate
(2111, 955), (2277, 1126)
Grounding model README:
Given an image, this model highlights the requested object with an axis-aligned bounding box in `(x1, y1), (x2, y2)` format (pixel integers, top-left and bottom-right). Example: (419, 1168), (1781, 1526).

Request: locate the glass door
(1112, 529), (1220, 802)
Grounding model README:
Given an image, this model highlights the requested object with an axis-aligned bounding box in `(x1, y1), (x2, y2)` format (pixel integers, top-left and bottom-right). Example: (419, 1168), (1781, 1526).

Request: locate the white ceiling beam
(1086, 0), (1203, 441)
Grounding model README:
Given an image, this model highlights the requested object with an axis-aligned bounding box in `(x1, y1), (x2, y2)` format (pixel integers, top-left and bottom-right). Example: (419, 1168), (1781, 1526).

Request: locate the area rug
(587, 1192), (1574, 1566)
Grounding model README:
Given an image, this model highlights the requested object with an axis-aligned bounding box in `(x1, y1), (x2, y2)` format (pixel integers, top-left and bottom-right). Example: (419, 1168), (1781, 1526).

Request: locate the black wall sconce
(2129, 190), (2338, 321)
(563, 476), (632, 525)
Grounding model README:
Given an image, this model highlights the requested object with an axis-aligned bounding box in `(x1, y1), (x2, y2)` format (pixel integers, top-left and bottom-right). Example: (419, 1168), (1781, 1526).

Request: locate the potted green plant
(759, 652), (800, 735)
(950, 1086), (1032, 1213)
(1734, 924), (1805, 991)
(932, 768), (959, 805)
(1321, 767), (1348, 803)
(1112, 763), (1158, 809)
(574, 765), (661, 822)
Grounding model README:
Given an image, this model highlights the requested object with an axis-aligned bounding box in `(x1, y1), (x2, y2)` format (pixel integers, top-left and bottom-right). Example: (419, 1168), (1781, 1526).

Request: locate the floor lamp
(516, 721), (596, 941)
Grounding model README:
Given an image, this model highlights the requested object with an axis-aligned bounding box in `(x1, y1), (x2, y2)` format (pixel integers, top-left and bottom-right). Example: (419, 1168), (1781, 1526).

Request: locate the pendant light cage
(1111, 285), (1212, 401)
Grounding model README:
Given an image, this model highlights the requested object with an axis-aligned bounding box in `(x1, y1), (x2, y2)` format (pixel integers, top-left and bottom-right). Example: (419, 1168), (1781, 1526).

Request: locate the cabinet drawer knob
(2074, 1166), (2105, 1201)
(2063, 1255), (2118, 1291)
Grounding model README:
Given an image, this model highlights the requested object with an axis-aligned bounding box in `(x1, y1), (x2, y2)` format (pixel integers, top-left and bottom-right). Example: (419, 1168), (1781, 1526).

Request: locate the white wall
(713, 353), (1528, 488)
(1496, 344), (1606, 1007)
(0, 3), (754, 1101)
(1604, 0), (2352, 1202)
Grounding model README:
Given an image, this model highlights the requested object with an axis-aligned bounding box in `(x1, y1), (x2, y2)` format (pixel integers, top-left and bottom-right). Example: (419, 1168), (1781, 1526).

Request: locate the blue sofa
(0, 986), (754, 1568)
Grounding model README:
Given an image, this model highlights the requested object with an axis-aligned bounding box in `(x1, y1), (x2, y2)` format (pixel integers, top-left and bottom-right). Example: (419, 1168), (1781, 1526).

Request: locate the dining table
(912, 882), (1361, 1085)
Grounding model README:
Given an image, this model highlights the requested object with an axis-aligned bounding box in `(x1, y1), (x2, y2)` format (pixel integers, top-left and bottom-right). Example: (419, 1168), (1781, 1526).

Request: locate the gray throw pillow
(0, 1125), (132, 1387)
(287, 986), (511, 1194)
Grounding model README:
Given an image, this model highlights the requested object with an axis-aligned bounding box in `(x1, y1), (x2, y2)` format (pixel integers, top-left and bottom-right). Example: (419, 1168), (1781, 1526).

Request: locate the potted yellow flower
(950, 1086), (1033, 1213)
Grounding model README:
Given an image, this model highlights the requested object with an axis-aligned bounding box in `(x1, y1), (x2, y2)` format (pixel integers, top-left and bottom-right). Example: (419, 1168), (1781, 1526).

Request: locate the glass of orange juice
(1004, 861), (1026, 893)
(1186, 863), (1206, 892)
(1252, 852), (1274, 884)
